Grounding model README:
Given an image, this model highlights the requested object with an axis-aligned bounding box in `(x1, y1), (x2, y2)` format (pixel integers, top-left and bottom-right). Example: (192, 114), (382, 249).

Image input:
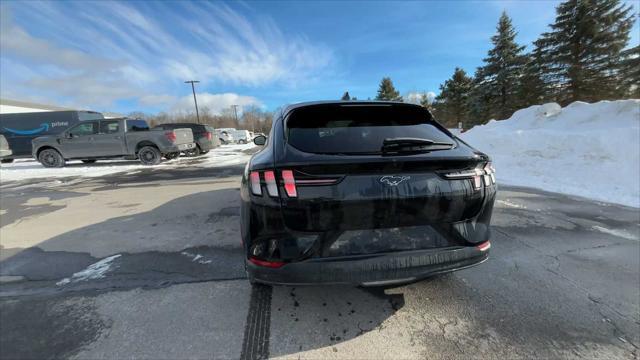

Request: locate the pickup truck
(31, 118), (195, 167)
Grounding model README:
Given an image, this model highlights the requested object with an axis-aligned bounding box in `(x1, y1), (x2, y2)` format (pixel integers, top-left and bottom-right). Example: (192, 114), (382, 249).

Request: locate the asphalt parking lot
(1, 158), (638, 359)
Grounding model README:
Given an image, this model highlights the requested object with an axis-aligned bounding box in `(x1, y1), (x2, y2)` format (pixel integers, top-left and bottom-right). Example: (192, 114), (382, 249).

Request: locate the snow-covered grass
(461, 100), (640, 208)
(0, 143), (257, 182)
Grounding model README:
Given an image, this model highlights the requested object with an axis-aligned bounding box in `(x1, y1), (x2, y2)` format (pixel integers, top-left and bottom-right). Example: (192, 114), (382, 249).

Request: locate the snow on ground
(461, 100), (640, 208)
(0, 143), (257, 183)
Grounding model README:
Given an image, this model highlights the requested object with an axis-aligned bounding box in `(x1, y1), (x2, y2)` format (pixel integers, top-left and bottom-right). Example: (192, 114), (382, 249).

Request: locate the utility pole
(184, 80), (200, 124)
(231, 105), (239, 127)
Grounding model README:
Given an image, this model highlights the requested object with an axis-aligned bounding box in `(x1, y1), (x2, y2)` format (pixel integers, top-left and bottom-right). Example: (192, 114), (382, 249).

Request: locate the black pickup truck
(31, 118), (195, 167)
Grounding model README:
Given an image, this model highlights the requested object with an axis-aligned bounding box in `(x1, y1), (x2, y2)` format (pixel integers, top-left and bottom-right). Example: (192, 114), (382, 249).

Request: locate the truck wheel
(164, 152), (180, 160)
(138, 146), (161, 165)
(38, 149), (66, 168)
(0, 159), (14, 164)
(184, 146), (201, 157)
(82, 160), (97, 164)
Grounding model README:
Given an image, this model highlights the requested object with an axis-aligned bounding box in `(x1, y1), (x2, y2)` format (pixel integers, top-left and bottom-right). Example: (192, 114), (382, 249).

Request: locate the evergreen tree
(517, 39), (550, 107)
(473, 11), (526, 120)
(375, 77), (403, 101)
(469, 67), (494, 126)
(618, 45), (640, 98)
(538, 0), (635, 103)
(341, 91), (351, 101)
(433, 68), (473, 128)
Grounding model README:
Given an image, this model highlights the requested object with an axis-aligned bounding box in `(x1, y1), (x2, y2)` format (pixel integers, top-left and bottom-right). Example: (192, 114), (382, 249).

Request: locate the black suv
(153, 123), (219, 157)
(240, 101), (496, 286)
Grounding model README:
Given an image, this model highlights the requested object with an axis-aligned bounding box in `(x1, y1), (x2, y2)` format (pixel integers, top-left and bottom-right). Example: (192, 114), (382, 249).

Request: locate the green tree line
(349, 0), (638, 129)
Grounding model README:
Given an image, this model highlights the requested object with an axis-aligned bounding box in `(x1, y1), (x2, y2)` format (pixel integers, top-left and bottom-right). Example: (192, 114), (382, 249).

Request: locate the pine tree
(375, 77), (402, 101)
(538, 0), (635, 104)
(341, 91), (351, 101)
(619, 45), (640, 98)
(517, 39), (550, 108)
(473, 11), (526, 120)
(433, 68), (473, 128)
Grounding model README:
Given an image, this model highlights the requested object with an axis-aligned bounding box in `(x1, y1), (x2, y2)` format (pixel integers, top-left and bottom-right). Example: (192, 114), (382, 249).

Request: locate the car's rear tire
(38, 149), (66, 168)
(0, 158), (14, 164)
(200, 150), (209, 155)
(239, 139), (247, 144)
(164, 152), (180, 160)
(138, 146), (161, 165)
(82, 159), (97, 164)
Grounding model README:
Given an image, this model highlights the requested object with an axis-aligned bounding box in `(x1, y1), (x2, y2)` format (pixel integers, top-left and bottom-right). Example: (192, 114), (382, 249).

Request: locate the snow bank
(0, 143), (257, 182)
(461, 100), (640, 207)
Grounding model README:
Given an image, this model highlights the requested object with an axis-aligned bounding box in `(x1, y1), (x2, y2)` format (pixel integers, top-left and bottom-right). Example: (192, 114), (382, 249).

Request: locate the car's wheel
(138, 146), (161, 165)
(239, 139), (246, 144)
(164, 152), (180, 160)
(0, 158), (14, 164)
(184, 146), (202, 157)
(38, 149), (66, 168)
(200, 150), (209, 155)
(82, 160), (97, 164)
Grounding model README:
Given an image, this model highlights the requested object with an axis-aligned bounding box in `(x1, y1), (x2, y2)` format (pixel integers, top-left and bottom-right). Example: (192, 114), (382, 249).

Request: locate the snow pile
(461, 100), (640, 207)
(0, 143), (256, 182)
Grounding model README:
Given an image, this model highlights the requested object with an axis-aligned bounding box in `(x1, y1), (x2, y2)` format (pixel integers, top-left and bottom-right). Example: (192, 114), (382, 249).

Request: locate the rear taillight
(442, 162), (496, 190)
(165, 131), (177, 143)
(248, 169), (335, 198)
(282, 170), (297, 198)
(205, 132), (212, 141)
(250, 171), (262, 195)
(263, 171), (278, 197)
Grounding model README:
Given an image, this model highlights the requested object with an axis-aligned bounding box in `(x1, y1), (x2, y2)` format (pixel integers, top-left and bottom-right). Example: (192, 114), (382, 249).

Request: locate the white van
(234, 130), (251, 144)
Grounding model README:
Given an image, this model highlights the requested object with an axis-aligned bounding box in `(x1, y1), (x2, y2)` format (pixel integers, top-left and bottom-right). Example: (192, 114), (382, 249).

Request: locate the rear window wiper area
(381, 137), (455, 155)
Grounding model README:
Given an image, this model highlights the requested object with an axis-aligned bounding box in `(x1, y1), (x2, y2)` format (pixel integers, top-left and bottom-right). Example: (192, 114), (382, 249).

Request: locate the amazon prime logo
(380, 175), (410, 186)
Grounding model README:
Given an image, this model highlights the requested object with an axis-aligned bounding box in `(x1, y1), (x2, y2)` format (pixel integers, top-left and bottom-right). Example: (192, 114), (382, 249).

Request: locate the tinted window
(77, 111), (104, 121)
(287, 105), (453, 154)
(100, 120), (120, 134)
(68, 122), (98, 136)
(126, 120), (149, 132)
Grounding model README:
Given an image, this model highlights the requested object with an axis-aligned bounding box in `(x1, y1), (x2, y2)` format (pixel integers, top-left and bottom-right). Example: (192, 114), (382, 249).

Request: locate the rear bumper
(165, 143), (195, 153)
(247, 244), (489, 286)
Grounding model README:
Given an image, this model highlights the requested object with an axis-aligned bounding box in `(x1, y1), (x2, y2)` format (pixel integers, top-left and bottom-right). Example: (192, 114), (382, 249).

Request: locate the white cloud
(170, 93), (262, 115)
(0, 2), (333, 111)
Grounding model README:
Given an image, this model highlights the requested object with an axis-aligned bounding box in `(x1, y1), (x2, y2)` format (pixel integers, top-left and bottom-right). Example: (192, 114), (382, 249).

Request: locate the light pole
(231, 104), (239, 126)
(184, 80), (200, 124)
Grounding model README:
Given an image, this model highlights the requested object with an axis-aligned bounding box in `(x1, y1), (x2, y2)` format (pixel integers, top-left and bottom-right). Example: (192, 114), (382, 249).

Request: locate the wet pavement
(0, 162), (638, 359)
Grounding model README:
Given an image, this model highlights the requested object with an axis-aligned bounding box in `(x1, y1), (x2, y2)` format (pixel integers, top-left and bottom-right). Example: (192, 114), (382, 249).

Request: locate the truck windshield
(287, 104), (453, 154)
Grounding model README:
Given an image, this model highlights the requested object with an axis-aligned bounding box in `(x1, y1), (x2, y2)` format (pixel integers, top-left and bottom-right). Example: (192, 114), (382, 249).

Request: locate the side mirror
(253, 135), (266, 146)
(65, 132), (73, 139)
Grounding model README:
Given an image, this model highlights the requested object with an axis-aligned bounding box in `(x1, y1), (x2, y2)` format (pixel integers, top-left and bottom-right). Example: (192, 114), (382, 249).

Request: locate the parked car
(154, 123), (219, 158)
(32, 118), (195, 167)
(216, 128), (235, 145)
(0, 110), (104, 161)
(0, 134), (12, 163)
(234, 129), (251, 144)
(241, 101), (496, 286)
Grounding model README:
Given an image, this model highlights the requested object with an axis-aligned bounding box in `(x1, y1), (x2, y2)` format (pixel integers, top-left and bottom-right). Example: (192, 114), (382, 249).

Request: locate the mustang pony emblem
(380, 175), (410, 186)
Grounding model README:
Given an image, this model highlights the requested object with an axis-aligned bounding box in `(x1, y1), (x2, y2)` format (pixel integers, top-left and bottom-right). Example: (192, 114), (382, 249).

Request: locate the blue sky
(1, 0), (638, 115)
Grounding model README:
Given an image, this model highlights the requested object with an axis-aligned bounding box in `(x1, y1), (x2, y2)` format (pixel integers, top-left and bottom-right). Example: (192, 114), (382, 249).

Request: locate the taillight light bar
(263, 171), (278, 197)
(442, 162), (496, 190)
(249, 169), (340, 198)
(282, 170), (297, 197)
(250, 171), (262, 195)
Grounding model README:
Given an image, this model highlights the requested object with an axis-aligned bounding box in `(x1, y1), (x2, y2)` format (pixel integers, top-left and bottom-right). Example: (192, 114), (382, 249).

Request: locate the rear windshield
(126, 119), (149, 132)
(286, 104), (453, 154)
